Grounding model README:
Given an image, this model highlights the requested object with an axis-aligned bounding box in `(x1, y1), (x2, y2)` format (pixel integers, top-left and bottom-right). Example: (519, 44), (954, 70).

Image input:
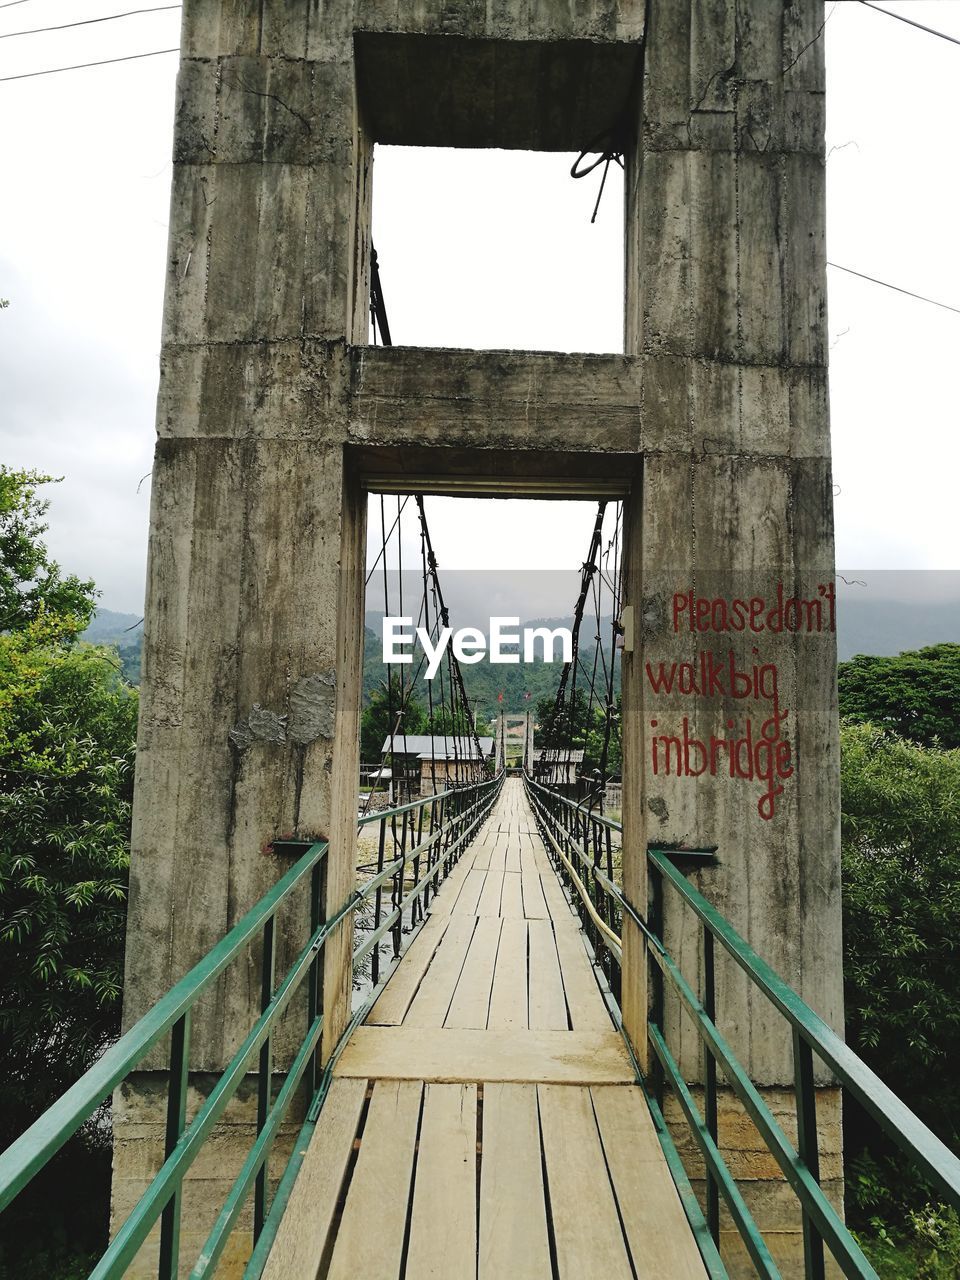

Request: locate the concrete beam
(355, 35), (640, 150)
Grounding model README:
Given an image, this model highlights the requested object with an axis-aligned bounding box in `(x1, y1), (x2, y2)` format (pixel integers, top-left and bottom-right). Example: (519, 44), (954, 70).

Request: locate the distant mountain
(82, 609), (144, 684)
(364, 614), (616, 721)
(83, 608), (143, 647)
(89, 599), (960, 698)
(837, 599), (960, 662)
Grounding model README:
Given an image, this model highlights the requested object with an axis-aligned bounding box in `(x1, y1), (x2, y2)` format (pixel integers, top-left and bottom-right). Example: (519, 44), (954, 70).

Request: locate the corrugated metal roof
(380, 734), (495, 760)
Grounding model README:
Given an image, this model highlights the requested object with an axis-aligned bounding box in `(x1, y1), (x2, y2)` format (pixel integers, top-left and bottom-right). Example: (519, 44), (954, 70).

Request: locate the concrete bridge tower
(497, 710), (536, 769)
(115, 3), (841, 1274)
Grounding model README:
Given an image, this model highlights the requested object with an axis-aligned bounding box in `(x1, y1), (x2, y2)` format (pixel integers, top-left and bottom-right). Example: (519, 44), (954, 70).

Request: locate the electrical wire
(365, 497), (409, 587)
(857, 0), (960, 49)
(0, 45), (178, 80)
(828, 262), (960, 317)
(0, 5), (180, 40)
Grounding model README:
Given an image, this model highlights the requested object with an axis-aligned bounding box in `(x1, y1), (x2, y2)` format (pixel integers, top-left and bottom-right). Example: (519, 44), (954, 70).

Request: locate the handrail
(523, 773), (960, 1280)
(0, 835), (329, 1213)
(0, 770), (503, 1279)
(649, 849), (960, 1211)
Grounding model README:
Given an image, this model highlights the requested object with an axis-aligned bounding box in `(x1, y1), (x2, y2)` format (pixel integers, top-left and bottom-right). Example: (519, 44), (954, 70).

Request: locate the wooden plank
(487, 919), (528, 1030)
(488, 844), (507, 873)
(368, 912), (450, 1026)
(537, 850), (575, 924)
(592, 1086), (708, 1280)
(531, 840), (554, 876)
(261, 1077), (366, 1280)
(445, 916), (502, 1029)
(538, 1085), (634, 1280)
(528, 919), (569, 1030)
(334, 1027), (634, 1084)
(476, 868), (505, 916)
(504, 844), (521, 874)
(472, 844), (492, 870)
(403, 915), (476, 1028)
(451, 866), (486, 915)
(499, 871), (524, 918)
(479, 1084), (551, 1279)
(553, 918), (613, 1033)
(520, 848), (549, 919)
(325, 1079), (422, 1280)
(406, 1084), (478, 1279)
(428, 846), (478, 916)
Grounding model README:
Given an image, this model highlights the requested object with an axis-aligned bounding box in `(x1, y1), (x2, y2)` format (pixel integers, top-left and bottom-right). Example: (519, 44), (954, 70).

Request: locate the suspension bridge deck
(263, 780), (706, 1280)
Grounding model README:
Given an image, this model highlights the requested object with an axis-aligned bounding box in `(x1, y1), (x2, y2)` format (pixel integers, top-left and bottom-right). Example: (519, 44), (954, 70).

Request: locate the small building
(380, 734), (495, 795)
(531, 748), (585, 787)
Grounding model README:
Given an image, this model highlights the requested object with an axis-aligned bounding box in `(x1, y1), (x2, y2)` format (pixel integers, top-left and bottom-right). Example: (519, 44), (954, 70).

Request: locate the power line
(0, 0), (38, 9)
(828, 262), (960, 317)
(857, 1), (960, 48)
(0, 45), (178, 80)
(1, 5), (181, 41)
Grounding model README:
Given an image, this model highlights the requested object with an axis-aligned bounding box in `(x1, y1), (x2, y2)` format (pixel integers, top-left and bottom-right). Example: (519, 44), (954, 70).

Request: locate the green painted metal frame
(0, 772), (503, 1278)
(523, 774), (960, 1280)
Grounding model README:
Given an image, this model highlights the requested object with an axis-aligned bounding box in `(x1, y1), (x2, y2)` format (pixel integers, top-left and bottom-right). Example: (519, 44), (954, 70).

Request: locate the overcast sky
(2, 1), (959, 616)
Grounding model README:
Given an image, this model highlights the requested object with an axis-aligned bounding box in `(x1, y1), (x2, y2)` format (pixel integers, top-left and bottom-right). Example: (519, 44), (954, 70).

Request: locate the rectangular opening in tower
(370, 147), (624, 355)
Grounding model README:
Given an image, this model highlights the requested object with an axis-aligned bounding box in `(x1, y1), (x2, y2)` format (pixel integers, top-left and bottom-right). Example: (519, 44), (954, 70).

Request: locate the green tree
(535, 687), (591, 752)
(0, 615), (138, 1135)
(582, 696), (622, 778)
(425, 704), (475, 737)
(360, 675), (427, 761)
(841, 722), (960, 1187)
(0, 467), (97, 634)
(0, 472), (137, 1277)
(838, 645), (960, 749)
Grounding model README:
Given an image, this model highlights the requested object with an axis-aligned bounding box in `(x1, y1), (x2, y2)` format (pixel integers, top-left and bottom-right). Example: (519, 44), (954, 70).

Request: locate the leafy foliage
(841, 721), (960, 1150)
(535, 689), (622, 777)
(852, 1198), (960, 1280)
(0, 467), (96, 634)
(0, 614), (138, 1133)
(0, 472), (137, 1274)
(424, 704), (476, 737)
(359, 674), (427, 762)
(838, 644), (960, 749)
(841, 721), (960, 1268)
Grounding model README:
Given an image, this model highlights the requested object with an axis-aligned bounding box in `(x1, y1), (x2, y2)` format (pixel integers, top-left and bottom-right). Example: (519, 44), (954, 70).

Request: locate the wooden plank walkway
(264, 780), (706, 1280)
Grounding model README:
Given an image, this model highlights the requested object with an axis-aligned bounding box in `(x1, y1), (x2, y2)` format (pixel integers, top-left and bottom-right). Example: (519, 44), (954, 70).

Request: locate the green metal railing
(0, 772), (502, 1279)
(524, 773), (960, 1280)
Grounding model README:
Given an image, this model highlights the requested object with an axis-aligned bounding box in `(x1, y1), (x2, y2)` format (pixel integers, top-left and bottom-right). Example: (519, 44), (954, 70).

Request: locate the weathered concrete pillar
(114, 4), (371, 1270)
(624, 2), (843, 1273)
(524, 710), (536, 770)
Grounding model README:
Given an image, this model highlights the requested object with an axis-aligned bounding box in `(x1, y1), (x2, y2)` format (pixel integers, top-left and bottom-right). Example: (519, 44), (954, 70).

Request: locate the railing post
(433, 794), (443, 881)
(559, 802), (569, 885)
(591, 815), (604, 973)
(439, 794), (450, 875)
(413, 802), (425, 923)
(306, 855), (327, 1098)
(158, 1009), (191, 1280)
(604, 821), (617, 932)
(702, 926), (720, 1245)
(794, 1028), (826, 1280)
(371, 817), (386, 988)
(648, 861), (665, 1110)
(391, 813), (403, 960)
(399, 809), (411, 933)
(254, 915), (276, 1240)
(423, 796), (436, 911)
